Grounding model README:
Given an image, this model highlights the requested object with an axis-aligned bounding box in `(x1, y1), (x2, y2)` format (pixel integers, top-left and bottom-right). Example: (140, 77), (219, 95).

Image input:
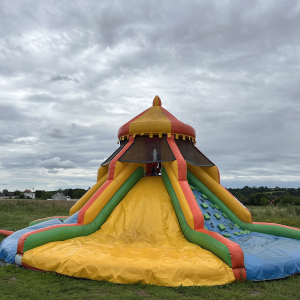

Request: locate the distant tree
(274, 193), (295, 206)
(72, 189), (86, 199)
(19, 193), (24, 199)
(259, 197), (270, 206)
(41, 192), (53, 200)
(63, 189), (74, 198)
(238, 195), (250, 205)
(35, 190), (45, 199)
(14, 190), (22, 197)
(249, 193), (266, 206)
(294, 198), (300, 206)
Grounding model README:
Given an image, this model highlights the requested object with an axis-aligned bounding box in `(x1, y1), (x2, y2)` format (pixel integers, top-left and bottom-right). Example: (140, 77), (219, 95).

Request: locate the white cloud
(14, 137), (38, 143)
(88, 158), (107, 164)
(38, 157), (76, 169)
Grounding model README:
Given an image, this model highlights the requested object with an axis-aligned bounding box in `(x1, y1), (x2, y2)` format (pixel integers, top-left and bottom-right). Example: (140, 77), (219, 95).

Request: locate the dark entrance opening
(118, 135), (175, 176)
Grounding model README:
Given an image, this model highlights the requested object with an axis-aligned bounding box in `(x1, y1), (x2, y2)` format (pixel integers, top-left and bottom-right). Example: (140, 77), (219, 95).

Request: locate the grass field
(1, 200), (300, 300)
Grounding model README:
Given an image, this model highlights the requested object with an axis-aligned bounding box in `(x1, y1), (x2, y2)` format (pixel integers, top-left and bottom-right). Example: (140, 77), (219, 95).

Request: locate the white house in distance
(23, 189), (35, 199)
(49, 192), (71, 201)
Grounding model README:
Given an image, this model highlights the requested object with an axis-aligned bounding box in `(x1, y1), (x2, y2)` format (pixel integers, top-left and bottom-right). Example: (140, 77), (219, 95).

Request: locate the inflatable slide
(1, 96), (300, 286)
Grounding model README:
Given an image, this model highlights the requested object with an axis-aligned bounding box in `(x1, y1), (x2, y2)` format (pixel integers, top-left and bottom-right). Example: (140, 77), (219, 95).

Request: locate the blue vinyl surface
(0, 212), (78, 264)
(190, 185), (300, 281)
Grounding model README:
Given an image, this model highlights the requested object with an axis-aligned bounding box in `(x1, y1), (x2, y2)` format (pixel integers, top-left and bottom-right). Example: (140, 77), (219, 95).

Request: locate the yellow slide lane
(69, 173), (108, 216)
(23, 177), (234, 286)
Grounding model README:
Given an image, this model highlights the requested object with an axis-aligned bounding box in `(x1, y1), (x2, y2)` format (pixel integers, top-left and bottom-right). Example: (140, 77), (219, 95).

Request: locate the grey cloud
(0, 105), (24, 121)
(48, 75), (80, 83)
(49, 128), (70, 139)
(48, 124), (78, 139)
(47, 169), (60, 174)
(26, 94), (58, 103)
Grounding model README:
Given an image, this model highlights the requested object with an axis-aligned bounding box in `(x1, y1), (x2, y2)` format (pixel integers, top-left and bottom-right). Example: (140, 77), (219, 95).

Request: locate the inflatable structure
(1, 96), (300, 286)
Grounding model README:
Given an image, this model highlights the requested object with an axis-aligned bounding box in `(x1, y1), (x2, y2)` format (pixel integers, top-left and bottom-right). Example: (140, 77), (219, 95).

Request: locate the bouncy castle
(1, 96), (300, 286)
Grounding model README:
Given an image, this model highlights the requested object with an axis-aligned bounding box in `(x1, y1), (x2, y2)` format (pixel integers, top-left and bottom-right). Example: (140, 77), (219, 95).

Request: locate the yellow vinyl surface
(23, 177), (235, 286)
(69, 173), (107, 216)
(163, 161), (195, 229)
(129, 106), (171, 135)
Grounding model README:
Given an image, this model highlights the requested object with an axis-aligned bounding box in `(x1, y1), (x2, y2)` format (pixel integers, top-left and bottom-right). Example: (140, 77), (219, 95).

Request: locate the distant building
(23, 189), (35, 199)
(0, 190), (17, 199)
(51, 192), (71, 201)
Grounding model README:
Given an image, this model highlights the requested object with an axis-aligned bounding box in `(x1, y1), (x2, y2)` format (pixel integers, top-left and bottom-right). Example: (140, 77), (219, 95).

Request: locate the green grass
(1, 201), (300, 299)
(247, 205), (300, 228)
(0, 200), (71, 233)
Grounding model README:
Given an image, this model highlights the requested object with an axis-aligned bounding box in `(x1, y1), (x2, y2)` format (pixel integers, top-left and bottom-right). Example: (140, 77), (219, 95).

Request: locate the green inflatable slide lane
(187, 170), (300, 240)
(161, 167), (233, 267)
(22, 167), (144, 253)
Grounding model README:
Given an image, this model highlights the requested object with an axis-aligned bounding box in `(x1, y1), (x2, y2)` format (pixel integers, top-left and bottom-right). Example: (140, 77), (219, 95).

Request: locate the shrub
(249, 193), (267, 206)
(260, 197), (270, 206)
(274, 193), (299, 206)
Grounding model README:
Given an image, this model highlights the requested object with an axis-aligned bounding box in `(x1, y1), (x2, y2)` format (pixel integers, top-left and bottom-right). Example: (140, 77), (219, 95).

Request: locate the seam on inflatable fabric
(167, 135), (203, 230)
(17, 223), (78, 254)
(77, 180), (112, 224)
(215, 164), (221, 184)
(70, 175), (107, 216)
(253, 222), (300, 231)
(196, 229), (244, 269)
(167, 136), (186, 181)
(178, 181), (204, 229)
(118, 108), (150, 138)
(161, 107), (196, 138)
(22, 262), (45, 272)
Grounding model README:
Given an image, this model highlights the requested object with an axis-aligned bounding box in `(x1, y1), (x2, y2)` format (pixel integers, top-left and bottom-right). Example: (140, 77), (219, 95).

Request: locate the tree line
(227, 186), (300, 206)
(14, 188), (89, 200)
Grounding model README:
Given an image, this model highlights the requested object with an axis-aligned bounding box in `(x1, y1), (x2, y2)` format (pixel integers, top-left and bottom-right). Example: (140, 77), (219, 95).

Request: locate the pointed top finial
(153, 95), (162, 107)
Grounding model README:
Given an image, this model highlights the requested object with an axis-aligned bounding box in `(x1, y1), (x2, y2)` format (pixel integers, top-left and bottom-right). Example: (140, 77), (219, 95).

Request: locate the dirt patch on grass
(97, 292), (108, 297)
(3, 276), (18, 282)
(136, 290), (148, 297)
(250, 290), (262, 296)
(178, 292), (186, 297)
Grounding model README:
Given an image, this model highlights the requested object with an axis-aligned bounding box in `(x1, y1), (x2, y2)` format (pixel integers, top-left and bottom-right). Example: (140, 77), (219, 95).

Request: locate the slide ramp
(22, 177), (235, 286)
(189, 178), (300, 281)
(0, 165), (141, 264)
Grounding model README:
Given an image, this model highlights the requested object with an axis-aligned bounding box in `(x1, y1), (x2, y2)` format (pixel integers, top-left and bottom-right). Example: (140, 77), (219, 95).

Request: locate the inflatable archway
(1, 96), (300, 286)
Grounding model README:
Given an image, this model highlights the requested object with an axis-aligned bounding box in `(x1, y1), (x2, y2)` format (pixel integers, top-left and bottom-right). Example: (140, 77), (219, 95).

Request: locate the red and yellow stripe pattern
(118, 96), (196, 141)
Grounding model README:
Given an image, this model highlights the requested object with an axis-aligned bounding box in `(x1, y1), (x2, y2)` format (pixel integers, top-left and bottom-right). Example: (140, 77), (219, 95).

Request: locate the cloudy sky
(0, 0), (300, 191)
